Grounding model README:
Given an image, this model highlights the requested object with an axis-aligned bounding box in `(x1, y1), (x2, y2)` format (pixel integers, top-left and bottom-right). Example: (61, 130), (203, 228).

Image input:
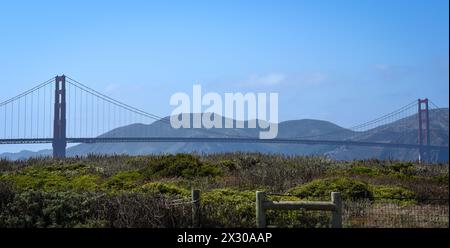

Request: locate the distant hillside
(64, 114), (349, 156)
(0, 149), (52, 161)
(1, 109), (448, 162)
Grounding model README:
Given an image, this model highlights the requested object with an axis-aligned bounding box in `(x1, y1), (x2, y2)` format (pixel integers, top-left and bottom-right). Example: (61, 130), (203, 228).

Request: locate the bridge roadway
(0, 137), (448, 151)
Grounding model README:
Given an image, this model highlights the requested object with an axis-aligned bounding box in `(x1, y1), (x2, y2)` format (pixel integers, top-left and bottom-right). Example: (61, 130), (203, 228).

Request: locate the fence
(256, 191), (342, 228)
(186, 190), (448, 228)
(343, 198), (449, 228)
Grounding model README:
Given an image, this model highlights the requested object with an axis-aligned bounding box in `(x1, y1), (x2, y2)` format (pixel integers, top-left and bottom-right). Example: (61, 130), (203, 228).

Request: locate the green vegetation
(138, 182), (190, 197)
(202, 189), (255, 227)
(140, 154), (223, 179)
(288, 177), (373, 200)
(336, 161), (421, 180)
(0, 154), (447, 227)
(371, 185), (416, 205)
(103, 171), (143, 191)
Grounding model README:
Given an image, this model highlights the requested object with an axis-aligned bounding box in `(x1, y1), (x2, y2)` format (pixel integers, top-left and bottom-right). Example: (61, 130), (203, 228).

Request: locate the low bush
(1, 168), (69, 191)
(371, 185), (415, 199)
(288, 177), (373, 201)
(371, 185), (416, 205)
(137, 182), (190, 197)
(346, 166), (382, 177)
(202, 189), (255, 227)
(389, 162), (415, 174)
(218, 160), (238, 171)
(0, 190), (103, 228)
(433, 173), (449, 184)
(70, 174), (101, 191)
(0, 189), (193, 228)
(102, 171), (143, 191)
(140, 154), (223, 179)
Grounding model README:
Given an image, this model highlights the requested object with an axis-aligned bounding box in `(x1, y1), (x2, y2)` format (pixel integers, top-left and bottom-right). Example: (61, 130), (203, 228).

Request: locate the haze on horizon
(0, 0), (448, 153)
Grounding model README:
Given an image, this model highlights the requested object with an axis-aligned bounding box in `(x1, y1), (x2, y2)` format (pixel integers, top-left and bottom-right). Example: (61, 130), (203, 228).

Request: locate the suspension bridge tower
(418, 98), (430, 162)
(53, 75), (67, 159)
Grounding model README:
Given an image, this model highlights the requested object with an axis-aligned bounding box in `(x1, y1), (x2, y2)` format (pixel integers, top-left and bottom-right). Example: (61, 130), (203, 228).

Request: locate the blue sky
(0, 0), (448, 152)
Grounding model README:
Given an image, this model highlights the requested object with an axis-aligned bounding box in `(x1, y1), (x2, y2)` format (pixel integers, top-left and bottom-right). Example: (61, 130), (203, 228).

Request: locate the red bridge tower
(418, 98), (430, 162)
(52, 75), (67, 159)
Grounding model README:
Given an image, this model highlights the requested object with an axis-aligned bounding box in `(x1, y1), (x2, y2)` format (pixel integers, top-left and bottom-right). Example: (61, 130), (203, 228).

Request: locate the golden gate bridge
(0, 75), (448, 161)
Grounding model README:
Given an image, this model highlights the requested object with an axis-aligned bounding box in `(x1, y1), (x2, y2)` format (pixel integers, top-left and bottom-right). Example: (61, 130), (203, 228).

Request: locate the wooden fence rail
(256, 191), (342, 228)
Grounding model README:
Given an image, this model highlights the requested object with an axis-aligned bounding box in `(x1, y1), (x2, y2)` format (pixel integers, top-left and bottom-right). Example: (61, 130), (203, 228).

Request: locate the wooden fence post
(331, 192), (342, 228)
(192, 189), (201, 228)
(256, 191), (266, 228)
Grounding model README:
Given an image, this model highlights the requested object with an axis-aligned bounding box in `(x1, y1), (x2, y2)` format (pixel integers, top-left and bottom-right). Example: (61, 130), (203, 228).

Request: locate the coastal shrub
(218, 160), (238, 171)
(1, 168), (69, 191)
(137, 182), (190, 197)
(69, 174), (101, 191)
(0, 190), (193, 228)
(0, 181), (15, 209)
(371, 185), (416, 205)
(202, 189), (255, 227)
(288, 177), (373, 200)
(140, 154), (222, 179)
(389, 162), (414, 174)
(102, 171), (143, 191)
(433, 173), (449, 184)
(0, 191), (103, 228)
(347, 166), (382, 177)
(336, 162), (420, 181)
(371, 185), (415, 199)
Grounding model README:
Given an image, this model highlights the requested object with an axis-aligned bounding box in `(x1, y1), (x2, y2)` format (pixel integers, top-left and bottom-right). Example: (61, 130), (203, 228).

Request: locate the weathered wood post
(192, 189), (201, 228)
(256, 191), (266, 228)
(331, 192), (342, 228)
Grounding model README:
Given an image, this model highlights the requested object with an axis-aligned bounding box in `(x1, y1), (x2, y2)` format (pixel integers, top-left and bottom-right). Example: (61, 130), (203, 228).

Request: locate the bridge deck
(0, 137), (447, 150)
